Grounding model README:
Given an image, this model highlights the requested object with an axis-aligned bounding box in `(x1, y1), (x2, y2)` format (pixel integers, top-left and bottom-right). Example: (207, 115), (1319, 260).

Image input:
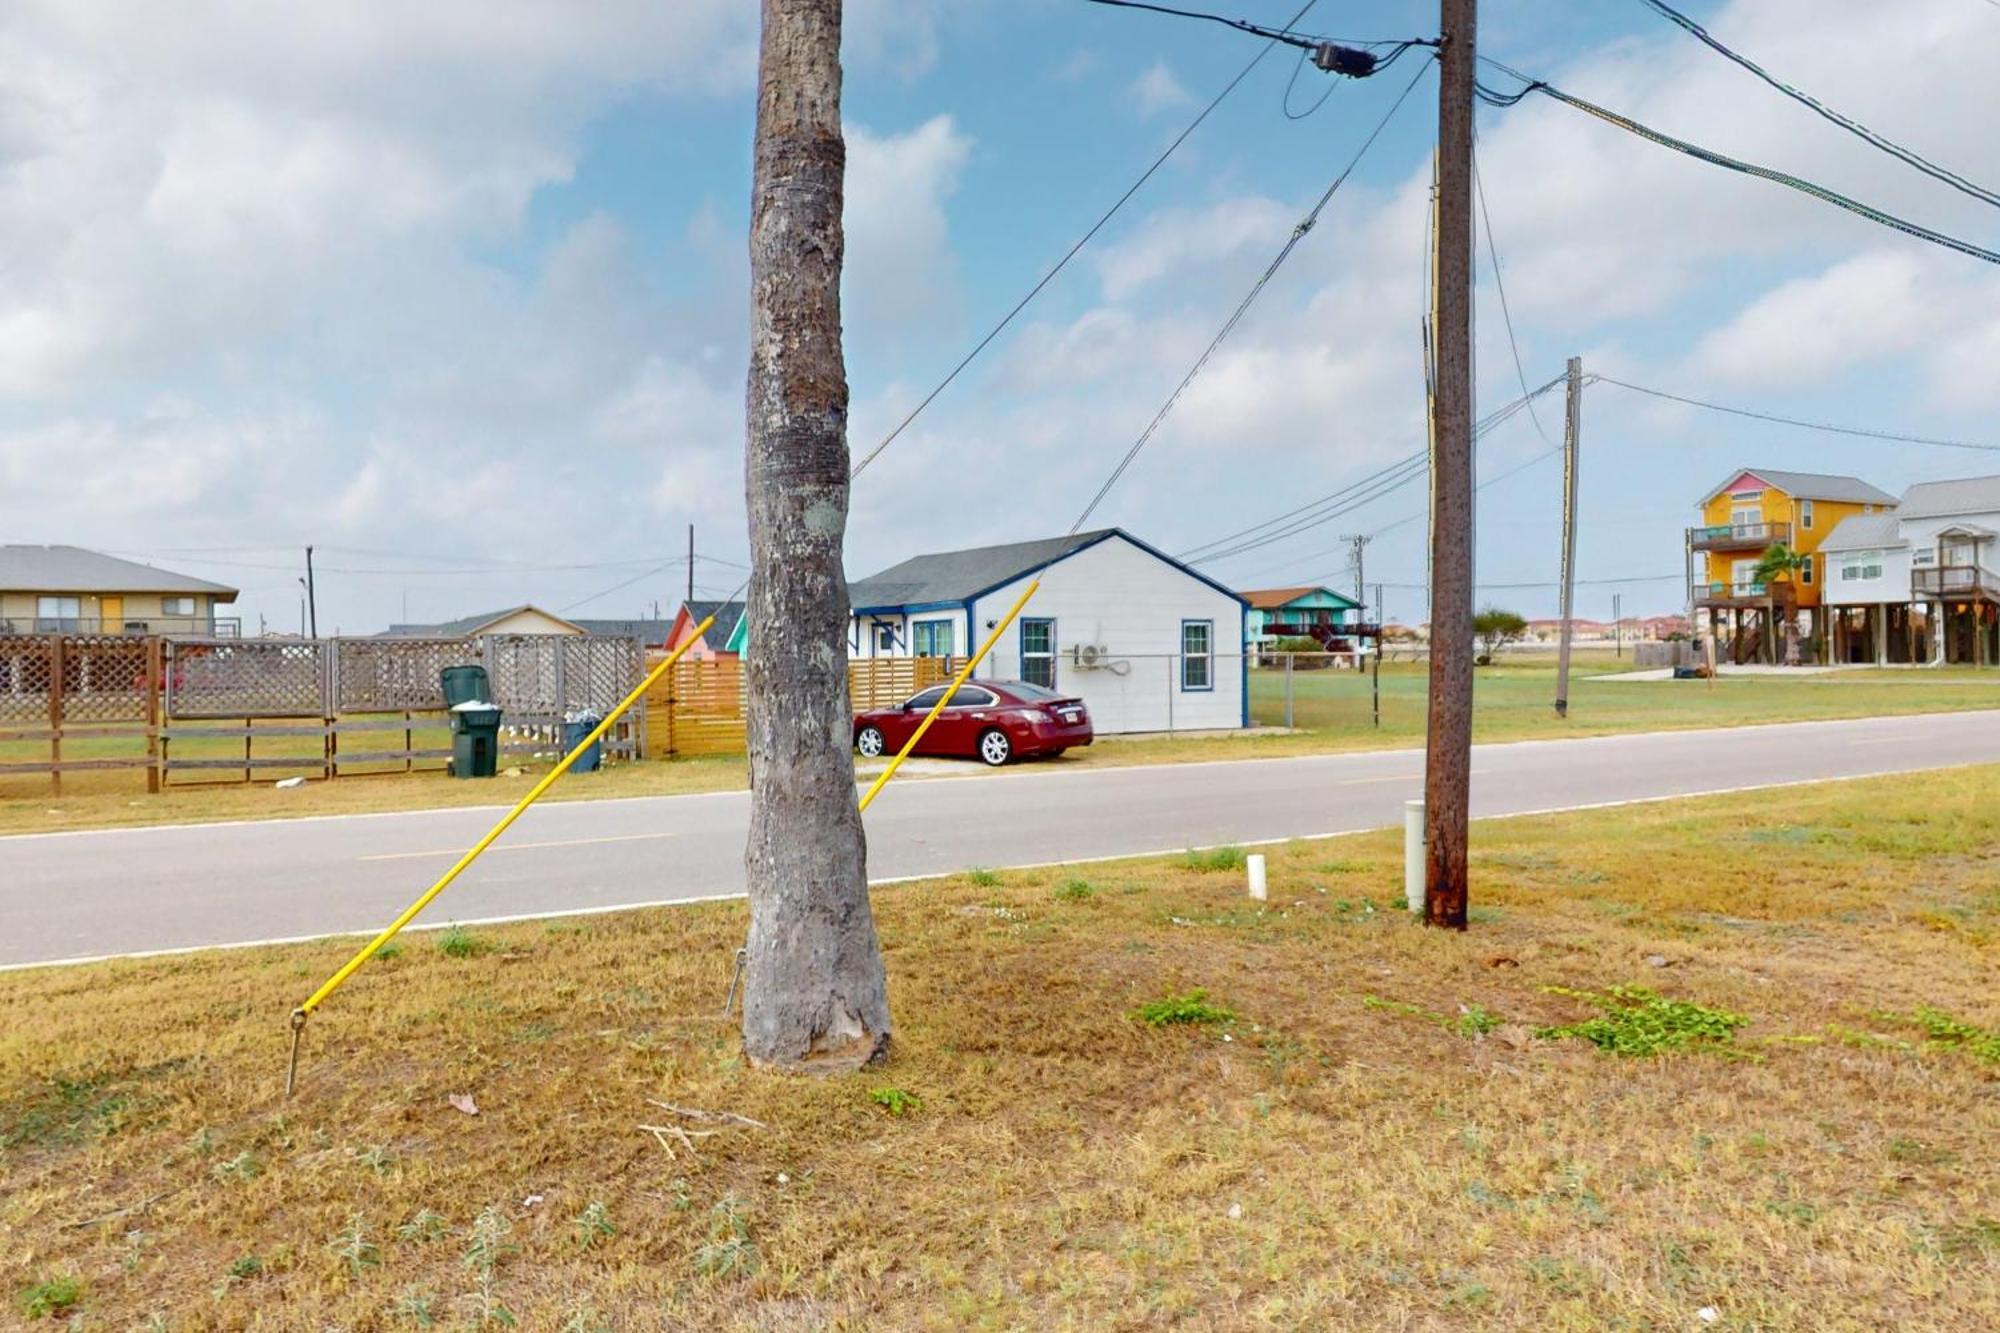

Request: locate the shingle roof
(570, 618), (674, 644)
(0, 545), (238, 598)
(1817, 512), (1905, 552)
(680, 600), (744, 644)
(381, 605), (582, 637)
(1240, 585), (1360, 610)
(1698, 469), (1898, 507)
(1896, 474), (2000, 521)
(847, 530), (1119, 609)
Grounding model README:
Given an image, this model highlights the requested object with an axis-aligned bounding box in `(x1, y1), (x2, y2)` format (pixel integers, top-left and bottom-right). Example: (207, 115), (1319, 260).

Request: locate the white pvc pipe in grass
(1404, 799), (1426, 914)
(1246, 853), (1267, 901)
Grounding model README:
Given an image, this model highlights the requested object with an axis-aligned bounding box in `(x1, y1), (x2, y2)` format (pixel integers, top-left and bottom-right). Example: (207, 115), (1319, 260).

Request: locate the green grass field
(4, 767), (1996, 1327)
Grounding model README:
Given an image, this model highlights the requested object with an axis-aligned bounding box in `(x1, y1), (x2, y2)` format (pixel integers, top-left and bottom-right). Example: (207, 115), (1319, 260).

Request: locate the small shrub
(693, 1196), (760, 1280)
(392, 1287), (439, 1326)
(572, 1200), (615, 1250)
(329, 1213), (380, 1278)
(373, 941), (403, 963)
(1180, 846), (1246, 873)
(397, 1209), (448, 1244)
(436, 925), (492, 959)
(212, 1150), (262, 1183)
(18, 1276), (83, 1319)
(1537, 986), (1747, 1056)
(226, 1256), (263, 1281)
(1053, 878), (1095, 902)
(869, 1087), (921, 1117)
(1456, 1005), (1503, 1037)
(966, 868), (1000, 888)
(1135, 989), (1236, 1027)
(1907, 1007), (2000, 1062)
(354, 1143), (398, 1175)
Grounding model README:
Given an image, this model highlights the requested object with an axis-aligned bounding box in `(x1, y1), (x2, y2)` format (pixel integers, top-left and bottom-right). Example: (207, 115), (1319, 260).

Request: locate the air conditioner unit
(1072, 643), (1111, 669)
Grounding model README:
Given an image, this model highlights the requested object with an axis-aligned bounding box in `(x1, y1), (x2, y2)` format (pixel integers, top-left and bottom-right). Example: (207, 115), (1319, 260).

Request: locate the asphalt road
(5, 710), (1997, 969)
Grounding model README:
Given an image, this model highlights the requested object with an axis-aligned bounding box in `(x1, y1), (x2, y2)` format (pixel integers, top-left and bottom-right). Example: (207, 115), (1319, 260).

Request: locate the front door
(100, 597), (123, 634)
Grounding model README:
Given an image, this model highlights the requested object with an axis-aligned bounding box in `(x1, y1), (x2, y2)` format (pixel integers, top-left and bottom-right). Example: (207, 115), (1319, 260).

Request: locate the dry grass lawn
(2, 769), (1998, 1328)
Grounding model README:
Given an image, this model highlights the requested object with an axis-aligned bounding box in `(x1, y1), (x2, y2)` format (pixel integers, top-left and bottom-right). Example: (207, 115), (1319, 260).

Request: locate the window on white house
(1801, 500), (1814, 530)
(162, 596), (196, 616)
(912, 619), (955, 658)
(1181, 620), (1213, 691)
(35, 596), (81, 631)
(1020, 618), (1055, 689)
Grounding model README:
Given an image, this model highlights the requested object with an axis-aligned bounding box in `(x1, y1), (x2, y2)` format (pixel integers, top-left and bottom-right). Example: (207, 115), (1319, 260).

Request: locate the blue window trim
(1180, 618), (1215, 692)
(1019, 616), (1057, 689)
(912, 616), (958, 659)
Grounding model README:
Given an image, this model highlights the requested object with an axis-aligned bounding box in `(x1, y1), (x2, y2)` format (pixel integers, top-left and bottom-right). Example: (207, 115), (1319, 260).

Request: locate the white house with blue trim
(846, 528), (1249, 734)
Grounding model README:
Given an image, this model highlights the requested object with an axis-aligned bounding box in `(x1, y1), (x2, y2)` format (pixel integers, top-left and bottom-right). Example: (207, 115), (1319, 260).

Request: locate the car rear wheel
(855, 725), (886, 758)
(977, 728), (1012, 767)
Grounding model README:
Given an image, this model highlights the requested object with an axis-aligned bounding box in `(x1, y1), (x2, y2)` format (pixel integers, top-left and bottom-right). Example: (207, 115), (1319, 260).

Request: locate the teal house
(1242, 586), (1362, 647)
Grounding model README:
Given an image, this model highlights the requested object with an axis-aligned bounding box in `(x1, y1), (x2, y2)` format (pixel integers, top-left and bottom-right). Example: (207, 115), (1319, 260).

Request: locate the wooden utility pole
(304, 546), (318, 640)
(1423, 0), (1476, 931)
(739, 0), (891, 1072)
(687, 524), (695, 606)
(1553, 355), (1582, 716)
(1613, 591), (1623, 658)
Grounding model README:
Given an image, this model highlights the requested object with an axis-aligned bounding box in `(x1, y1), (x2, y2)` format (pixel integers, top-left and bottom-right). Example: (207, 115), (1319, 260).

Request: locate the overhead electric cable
(1633, 0), (2000, 210)
(1066, 58), (1433, 536)
(1473, 61), (2000, 267)
(848, 0), (1322, 482)
(1591, 376), (2000, 453)
(1473, 155), (1554, 445)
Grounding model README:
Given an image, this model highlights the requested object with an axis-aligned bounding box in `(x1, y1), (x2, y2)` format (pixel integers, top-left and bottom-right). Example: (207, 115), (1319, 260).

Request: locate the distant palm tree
(1752, 542), (1812, 665)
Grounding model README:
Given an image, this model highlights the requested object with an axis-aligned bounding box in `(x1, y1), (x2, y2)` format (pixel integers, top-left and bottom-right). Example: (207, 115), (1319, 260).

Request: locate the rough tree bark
(739, 0), (891, 1071)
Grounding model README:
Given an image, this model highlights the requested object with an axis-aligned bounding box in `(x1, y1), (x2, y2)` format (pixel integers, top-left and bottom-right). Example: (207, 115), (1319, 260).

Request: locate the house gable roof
(382, 605), (583, 637)
(1240, 585), (1360, 611)
(1697, 469), (1897, 508)
(1817, 512), (1906, 553)
(1897, 474), (2000, 521)
(677, 599), (744, 645)
(0, 545), (238, 599)
(846, 528), (1248, 611)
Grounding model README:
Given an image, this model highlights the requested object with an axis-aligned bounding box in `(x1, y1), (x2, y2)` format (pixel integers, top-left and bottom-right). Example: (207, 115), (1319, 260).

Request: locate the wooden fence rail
(643, 656), (956, 759)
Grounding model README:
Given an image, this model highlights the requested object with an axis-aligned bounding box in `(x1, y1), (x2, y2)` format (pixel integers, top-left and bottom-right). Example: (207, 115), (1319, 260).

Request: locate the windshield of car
(1004, 681), (1065, 701)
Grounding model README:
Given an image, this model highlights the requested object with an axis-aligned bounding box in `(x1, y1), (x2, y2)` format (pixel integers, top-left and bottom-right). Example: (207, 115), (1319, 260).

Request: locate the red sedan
(853, 680), (1092, 766)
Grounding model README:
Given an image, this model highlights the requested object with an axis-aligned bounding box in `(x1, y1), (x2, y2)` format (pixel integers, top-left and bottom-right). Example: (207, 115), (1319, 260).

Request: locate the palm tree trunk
(739, 0), (891, 1072)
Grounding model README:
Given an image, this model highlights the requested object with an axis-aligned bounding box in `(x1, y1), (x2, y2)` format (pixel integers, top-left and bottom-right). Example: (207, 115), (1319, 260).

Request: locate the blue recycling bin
(563, 712), (604, 772)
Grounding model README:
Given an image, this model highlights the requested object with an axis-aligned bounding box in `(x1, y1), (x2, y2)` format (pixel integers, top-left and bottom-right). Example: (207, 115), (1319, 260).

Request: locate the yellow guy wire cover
(294, 616), (715, 1019)
(857, 578), (1040, 813)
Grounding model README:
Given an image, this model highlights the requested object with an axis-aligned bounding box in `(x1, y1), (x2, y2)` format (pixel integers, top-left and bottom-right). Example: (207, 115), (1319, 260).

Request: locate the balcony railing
(1689, 521), (1792, 552)
(1696, 580), (1797, 606)
(0, 616), (242, 638)
(1913, 565), (1993, 598)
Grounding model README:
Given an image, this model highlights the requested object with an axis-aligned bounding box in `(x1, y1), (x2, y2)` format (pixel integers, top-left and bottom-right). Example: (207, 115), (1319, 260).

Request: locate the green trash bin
(441, 665), (491, 710)
(449, 703), (502, 779)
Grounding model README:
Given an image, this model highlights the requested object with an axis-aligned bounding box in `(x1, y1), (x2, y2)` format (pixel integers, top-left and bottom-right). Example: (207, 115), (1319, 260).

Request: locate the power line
(847, 0), (1323, 482)
(1633, 0), (2000, 210)
(1591, 376), (2000, 453)
(1177, 447), (1425, 559)
(1473, 154), (1553, 446)
(559, 556), (690, 614)
(1185, 456), (1430, 564)
(1474, 61), (2000, 268)
(1077, 0), (1425, 55)
(1066, 59), (1434, 537)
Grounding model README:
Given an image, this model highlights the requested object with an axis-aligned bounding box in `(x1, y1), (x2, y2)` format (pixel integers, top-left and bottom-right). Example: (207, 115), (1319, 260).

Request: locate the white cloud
(845, 115), (974, 340)
(1130, 60), (1193, 117)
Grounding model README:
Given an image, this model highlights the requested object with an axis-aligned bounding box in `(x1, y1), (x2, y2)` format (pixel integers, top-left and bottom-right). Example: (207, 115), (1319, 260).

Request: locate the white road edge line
(1, 758), (1984, 976)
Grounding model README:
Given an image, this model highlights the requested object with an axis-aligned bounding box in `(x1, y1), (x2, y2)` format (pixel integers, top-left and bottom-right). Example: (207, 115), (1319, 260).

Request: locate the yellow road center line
(358, 832), (679, 863)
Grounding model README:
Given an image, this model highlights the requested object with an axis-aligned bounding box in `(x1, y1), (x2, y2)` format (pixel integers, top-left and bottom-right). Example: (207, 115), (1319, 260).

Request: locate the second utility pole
(1553, 355), (1582, 716)
(1423, 0), (1476, 931)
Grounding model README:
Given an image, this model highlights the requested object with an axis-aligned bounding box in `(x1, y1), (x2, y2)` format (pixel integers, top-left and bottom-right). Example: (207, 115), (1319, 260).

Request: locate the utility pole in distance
(687, 524), (695, 606)
(304, 546), (318, 640)
(1423, 0), (1476, 931)
(1343, 533), (1371, 666)
(1553, 355), (1582, 716)
(1613, 591), (1622, 658)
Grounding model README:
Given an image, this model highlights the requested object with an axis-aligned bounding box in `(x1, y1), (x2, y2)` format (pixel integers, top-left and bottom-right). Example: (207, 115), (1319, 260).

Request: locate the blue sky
(4, 0), (1998, 633)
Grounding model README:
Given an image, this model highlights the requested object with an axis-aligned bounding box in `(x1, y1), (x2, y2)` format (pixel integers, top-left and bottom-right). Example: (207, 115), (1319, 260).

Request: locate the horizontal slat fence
(643, 655), (955, 759)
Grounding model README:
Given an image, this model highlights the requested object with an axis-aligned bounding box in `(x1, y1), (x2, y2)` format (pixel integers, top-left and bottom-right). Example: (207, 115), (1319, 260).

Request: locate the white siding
(1901, 512), (2000, 584)
(1821, 545), (1911, 605)
(970, 534), (1244, 734)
